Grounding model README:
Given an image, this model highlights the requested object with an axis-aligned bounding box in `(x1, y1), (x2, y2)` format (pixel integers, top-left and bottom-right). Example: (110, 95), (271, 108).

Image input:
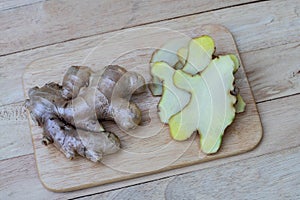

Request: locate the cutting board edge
(23, 24), (264, 192)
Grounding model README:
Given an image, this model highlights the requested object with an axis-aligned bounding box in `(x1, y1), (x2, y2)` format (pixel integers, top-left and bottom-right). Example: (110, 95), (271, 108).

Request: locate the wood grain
(0, 0), (44, 11)
(0, 0), (299, 106)
(2, 85), (299, 163)
(1, 93), (299, 199)
(22, 25), (262, 192)
(0, 102), (32, 160)
(0, 0), (299, 198)
(242, 42), (300, 102)
(0, 0), (299, 165)
(0, 0), (257, 55)
(82, 146), (300, 200)
(1, 40), (299, 162)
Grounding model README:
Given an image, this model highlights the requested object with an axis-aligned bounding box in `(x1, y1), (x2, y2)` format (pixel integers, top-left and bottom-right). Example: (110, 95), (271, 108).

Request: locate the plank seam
(0, 100), (25, 107)
(0, 0), (47, 12)
(0, 0), (270, 58)
(257, 92), (300, 104)
(243, 40), (300, 54)
(70, 144), (300, 199)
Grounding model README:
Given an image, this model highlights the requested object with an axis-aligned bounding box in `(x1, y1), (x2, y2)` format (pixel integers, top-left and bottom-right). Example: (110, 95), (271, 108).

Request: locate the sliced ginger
(149, 37), (190, 96)
(169, 55), (238, 153)
(235, 94), (246, 113)
(150, 34), (246, 154)
(181, 35), (215, 74)
(177, 47), (188, 65)
(151, 62), (190, 123)
(149, 35), (215, 96)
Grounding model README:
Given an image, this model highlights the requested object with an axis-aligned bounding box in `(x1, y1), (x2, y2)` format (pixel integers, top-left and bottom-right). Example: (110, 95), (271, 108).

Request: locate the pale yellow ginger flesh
(149, 34), (246, 154)
(235, 94), (246, 113)
(149, 35), (215, 96)
(181, 35), (215, 74)
(169, 55), (238, 153)
(177, 47), (188, 65)
(151, 62), (190, 124)
(149, 37), (190, 96)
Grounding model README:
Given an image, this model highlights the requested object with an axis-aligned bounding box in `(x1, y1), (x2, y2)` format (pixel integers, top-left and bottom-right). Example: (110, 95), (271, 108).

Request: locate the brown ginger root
(61, 66), (92, 99)
(25, 65), (146, 162)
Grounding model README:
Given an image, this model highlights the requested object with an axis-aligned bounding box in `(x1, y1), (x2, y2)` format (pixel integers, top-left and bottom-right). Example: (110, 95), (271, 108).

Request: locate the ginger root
(25, 65), (146, 162)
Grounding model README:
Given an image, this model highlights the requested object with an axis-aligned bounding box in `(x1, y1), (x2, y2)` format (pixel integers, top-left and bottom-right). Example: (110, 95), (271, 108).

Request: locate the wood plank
(23, 24), (262, 192)
(0, 92), (299, 198)
(81, 146), (300, 200)
(0, 0), (300, 106)
(156, 0), (300, 54)
(0, 0), (44, 11)
(0, 154), (171, 200)
(0, 0), (258, 55)
(242, 42), (300, 102)
(0, 102), (32, 160)
(0, 1), (299, 162)
(1, 135), (299, 199)
(0, 154), (76, 200)
(0, 2), (299, 199)
(1, 28), (300, 163)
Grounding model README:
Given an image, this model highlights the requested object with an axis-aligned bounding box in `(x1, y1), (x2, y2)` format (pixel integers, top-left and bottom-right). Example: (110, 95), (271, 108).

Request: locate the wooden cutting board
(23, 24), (262, 192)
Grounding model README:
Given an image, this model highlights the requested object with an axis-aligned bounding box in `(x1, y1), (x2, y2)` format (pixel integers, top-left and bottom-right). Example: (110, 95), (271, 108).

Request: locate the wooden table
(0, 0), (299, 199)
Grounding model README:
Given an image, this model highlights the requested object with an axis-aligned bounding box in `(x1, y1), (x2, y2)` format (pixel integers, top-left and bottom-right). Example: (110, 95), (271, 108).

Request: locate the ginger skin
(25, 65), (146, 162)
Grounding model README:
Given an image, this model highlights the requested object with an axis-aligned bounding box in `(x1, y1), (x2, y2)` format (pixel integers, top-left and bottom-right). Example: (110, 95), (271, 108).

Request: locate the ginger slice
(169, 55), (238, 154)
(182, 35), (215, 74)
(149, 38), (190, 96)
(151, 62), (190, 123)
